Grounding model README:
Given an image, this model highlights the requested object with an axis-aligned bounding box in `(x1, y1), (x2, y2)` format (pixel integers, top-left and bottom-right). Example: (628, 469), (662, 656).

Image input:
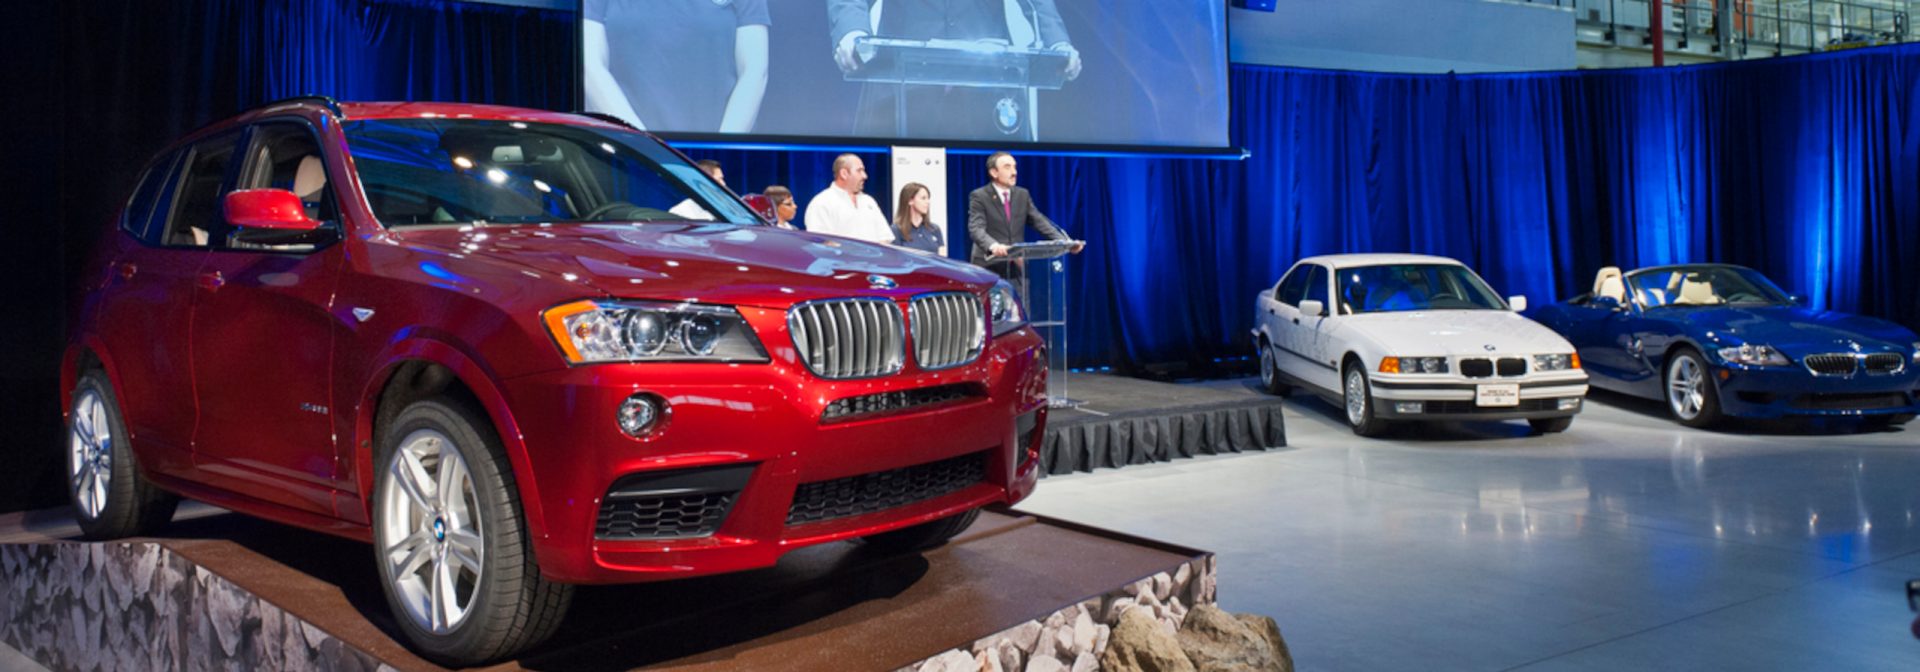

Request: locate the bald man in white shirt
(803, 154), (892, 243)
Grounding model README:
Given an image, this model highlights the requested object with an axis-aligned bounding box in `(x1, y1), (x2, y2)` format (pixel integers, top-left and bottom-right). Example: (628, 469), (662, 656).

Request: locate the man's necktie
(1001, 191), (1010, 221)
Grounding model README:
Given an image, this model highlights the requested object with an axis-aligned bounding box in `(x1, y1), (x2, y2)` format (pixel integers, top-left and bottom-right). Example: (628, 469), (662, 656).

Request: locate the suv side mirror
(223, 189), (336, 248)
(225, 189), (321, 231)
(1299, 299), (1325, 318)
(1507, 295), (1528, 312)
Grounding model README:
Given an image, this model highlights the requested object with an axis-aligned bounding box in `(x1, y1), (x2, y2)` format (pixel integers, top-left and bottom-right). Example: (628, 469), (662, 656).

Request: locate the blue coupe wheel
(1665, 349), (1723, 428)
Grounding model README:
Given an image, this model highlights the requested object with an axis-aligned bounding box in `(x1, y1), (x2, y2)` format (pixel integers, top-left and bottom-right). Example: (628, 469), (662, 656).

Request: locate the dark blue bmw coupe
(1533, 263), (1920, 428)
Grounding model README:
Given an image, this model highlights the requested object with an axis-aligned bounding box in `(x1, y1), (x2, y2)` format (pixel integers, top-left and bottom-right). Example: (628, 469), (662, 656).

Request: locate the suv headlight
(1379, 357), (1448, 374)
(988, 280), (1026, 336)
(1533, 353), (1580, 371)
(1717, 343), (1790, 367)
(542, 299), (768, 364)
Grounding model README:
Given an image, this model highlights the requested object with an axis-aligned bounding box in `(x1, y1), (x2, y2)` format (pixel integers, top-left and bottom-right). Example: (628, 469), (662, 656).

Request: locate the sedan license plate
(1476, 384), (1520, 407)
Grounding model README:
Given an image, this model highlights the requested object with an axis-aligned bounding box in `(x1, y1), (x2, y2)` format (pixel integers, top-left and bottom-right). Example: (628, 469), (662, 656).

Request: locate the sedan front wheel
(1344, 365), (1390, 437)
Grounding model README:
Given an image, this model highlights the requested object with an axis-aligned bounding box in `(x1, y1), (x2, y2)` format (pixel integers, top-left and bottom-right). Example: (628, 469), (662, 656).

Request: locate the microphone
(1014, 0), (1043, 48)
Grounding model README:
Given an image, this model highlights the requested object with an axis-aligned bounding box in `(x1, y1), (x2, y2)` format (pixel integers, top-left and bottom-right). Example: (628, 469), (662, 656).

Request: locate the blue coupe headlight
(1912, 341), (1919, 364)
(1716, 343), (1791, 367)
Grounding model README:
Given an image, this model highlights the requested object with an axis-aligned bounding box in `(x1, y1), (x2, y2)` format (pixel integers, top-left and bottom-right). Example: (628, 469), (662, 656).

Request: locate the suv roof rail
(576, 111), (638, 130)
(260, 95), (346, 119)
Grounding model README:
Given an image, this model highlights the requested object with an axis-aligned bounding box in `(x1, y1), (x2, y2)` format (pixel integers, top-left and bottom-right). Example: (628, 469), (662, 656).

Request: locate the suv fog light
(1557, 398), (1581, 411)
(618, 393), (666, 437)
(1394, 401), (1425, 414)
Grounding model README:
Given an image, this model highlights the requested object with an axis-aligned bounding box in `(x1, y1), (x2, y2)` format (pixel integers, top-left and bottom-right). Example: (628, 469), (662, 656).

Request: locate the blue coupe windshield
(342, 118), (758, 227)
(1337, 264), (1507, 314)
(1627, 266), (1793, 309)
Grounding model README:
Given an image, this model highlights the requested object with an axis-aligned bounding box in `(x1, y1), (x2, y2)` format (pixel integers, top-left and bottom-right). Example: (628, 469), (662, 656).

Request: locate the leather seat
(1592, 266), (1626, 303)
(1674, 275), (1721, 305)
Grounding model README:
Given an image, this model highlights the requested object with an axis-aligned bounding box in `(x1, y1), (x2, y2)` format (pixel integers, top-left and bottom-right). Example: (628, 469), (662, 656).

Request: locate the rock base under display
(0, 542), (387, 672)
(0, 508), (1227, 671)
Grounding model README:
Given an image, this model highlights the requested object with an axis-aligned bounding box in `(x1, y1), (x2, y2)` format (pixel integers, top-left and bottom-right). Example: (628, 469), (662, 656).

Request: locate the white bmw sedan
(1252, 254), (1589, 436)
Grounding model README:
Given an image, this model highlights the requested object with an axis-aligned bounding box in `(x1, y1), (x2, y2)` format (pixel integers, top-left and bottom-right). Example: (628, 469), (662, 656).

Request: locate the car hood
(1338, 310), (1575, 355)
(389, 222), (996, 307)
(1663, 305), (1918, 356)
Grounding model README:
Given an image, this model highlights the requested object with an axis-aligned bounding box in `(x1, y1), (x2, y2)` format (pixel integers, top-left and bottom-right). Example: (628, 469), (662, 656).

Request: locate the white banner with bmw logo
(890, 146), (947, 256)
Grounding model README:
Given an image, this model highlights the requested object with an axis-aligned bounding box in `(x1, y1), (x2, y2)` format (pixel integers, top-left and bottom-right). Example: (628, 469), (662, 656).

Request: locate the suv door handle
(197, 271), (225, 291)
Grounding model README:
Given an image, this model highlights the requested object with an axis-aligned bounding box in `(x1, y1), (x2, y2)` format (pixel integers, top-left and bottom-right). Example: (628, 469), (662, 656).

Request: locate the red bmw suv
(62, 99), (1048, 664)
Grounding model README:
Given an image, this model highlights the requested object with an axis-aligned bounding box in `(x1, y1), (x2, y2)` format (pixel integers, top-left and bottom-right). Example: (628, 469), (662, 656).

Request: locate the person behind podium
(967, 152), (1081, 280)
(803, 154), (893, 243)
(891, 182), (943, 254)
(828, 0), (1082, 139)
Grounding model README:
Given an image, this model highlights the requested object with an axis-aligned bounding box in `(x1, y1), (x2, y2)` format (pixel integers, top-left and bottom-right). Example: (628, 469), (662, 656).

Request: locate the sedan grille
(909, 292), (985, 370)
(789, 299), (905, 379)
(1804, 354), (1860, 377)
(1496, 357), (1528, 377)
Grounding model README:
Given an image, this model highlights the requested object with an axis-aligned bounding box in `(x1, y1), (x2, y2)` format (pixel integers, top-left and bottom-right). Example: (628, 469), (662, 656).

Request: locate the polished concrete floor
(1019, 380), (1920, 671)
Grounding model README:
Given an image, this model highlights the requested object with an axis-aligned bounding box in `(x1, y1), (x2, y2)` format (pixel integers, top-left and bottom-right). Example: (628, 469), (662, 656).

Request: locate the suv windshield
(1336, 264), (1507, 314)
(1628, 266), (1792, 309)
(342, 118), (756, 227)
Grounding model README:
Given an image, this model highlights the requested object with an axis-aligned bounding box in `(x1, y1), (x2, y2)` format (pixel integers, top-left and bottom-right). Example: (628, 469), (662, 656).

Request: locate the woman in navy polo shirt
(891, 182), (944, 254)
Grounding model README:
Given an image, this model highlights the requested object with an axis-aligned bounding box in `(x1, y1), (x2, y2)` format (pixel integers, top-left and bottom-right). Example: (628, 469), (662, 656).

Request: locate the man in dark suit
(967, 151), (1082, 280)
(828, 0), (1080, 140)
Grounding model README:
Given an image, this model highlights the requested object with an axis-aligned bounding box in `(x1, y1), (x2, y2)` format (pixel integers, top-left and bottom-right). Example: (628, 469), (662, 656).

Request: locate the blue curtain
(706, 48), (1920, 374)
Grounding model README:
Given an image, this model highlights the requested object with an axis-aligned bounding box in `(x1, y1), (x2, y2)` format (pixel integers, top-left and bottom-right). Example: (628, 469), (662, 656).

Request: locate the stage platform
(1041, 373), (1287, 474)
(0, 505), (1214, 671)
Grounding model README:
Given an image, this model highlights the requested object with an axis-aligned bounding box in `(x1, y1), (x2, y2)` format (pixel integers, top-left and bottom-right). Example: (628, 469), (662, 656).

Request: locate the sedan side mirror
(1299, 299), (1326, 318)
(1508, 295), (1528, 312)
(225, 189), (321, 231)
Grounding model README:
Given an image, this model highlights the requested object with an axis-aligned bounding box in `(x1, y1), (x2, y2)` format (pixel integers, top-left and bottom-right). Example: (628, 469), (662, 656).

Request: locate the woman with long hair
(891, 182), (943, 254)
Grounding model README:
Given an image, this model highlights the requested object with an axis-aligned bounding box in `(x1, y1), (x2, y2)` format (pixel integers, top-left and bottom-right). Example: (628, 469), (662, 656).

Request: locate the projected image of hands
(582, 0), (1227, 149)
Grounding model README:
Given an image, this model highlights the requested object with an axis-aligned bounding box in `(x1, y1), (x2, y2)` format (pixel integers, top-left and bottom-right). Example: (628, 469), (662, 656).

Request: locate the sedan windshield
(342, 118), (757, 227)
(1337, 264), (1507, 314)
(1627, 266), (1793, 309)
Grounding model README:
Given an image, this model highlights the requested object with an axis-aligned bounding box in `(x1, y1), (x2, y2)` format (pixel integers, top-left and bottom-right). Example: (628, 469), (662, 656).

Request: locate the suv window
(1274, 264), (1315, 307)
(226, 122), (340, 252)
(343, 118), (757, 227)
(1302, 265), (1329, 312)
(119, 152), (183, 244)
(237, 122), (338, 223)
(164, 133), (241, 247)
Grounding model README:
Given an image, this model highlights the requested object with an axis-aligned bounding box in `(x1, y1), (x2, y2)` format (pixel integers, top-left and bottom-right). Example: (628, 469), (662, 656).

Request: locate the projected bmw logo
(995, 97), (1021, 135)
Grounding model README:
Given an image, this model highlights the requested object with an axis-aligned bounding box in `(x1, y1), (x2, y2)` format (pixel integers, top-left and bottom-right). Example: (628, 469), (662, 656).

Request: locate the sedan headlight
(1717, 343), (1791, 367)
(1533, 353), (1580, 371)
(1379, 357), (1449, 374)
(542, 299), (768, 364)
(989, 280), (1026, 336)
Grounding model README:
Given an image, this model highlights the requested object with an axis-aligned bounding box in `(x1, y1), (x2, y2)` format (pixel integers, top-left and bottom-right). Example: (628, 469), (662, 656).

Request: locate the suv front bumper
(499, 326), (1049, 584)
